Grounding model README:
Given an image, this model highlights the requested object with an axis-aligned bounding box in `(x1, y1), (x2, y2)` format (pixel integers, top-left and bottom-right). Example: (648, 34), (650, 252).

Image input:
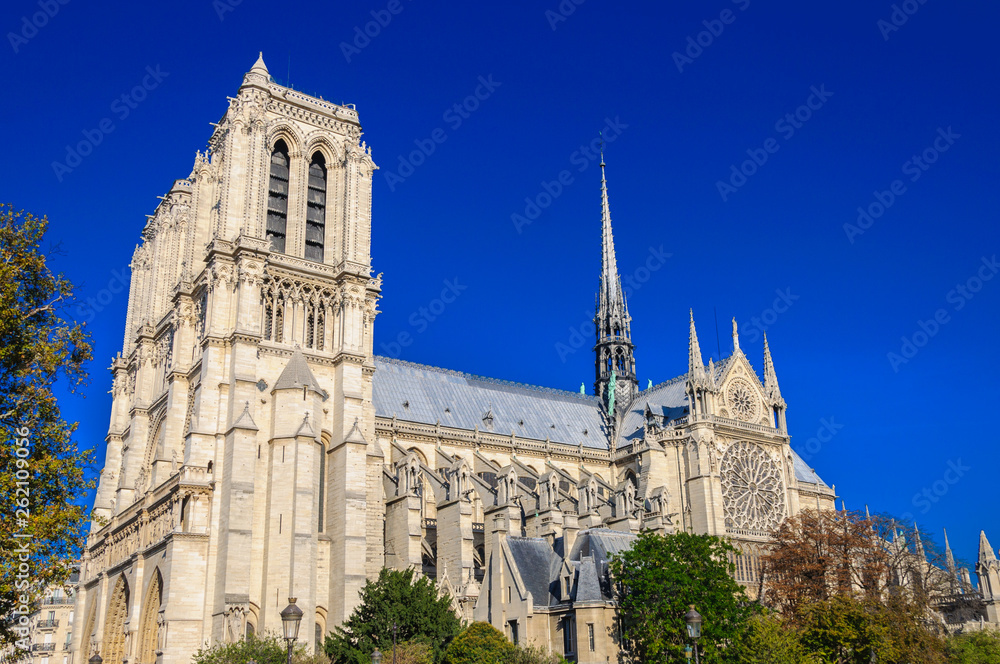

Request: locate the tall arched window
(305, 152), (327, 262)
(267, 141), (290, 253)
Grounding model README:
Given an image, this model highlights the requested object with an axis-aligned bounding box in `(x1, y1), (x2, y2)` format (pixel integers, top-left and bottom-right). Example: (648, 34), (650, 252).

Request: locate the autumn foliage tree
(0, 205), (94, 646)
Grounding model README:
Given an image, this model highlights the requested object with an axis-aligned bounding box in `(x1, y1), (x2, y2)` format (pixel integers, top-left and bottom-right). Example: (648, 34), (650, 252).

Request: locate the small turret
(762, 333), (787, 432)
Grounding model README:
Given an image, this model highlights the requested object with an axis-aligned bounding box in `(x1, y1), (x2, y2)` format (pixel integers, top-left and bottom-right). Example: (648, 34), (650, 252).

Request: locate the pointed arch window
(267, 141), (290, 253)
(305, 152), (327, 262)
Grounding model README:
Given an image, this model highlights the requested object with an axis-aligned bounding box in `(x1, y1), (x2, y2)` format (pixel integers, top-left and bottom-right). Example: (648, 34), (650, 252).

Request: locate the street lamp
(684, 605), (702, 664)
(391, 622), (398, 664)
(280, 597), (303, 664)
(371, 649), (382, 664)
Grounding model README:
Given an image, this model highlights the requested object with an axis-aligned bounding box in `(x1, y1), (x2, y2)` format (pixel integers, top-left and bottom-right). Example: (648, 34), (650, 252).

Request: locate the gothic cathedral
(76, 55), (1000, 664)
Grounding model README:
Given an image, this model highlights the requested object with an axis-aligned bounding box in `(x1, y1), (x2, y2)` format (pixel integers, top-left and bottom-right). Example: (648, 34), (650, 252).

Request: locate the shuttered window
(267, 141), (289, 253)
(305, 152), (326, 262)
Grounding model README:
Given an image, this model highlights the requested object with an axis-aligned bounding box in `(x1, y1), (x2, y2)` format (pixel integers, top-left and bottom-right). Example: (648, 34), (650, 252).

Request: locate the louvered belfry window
(305, 152), (326, 262)
(267, 140), (290, 253)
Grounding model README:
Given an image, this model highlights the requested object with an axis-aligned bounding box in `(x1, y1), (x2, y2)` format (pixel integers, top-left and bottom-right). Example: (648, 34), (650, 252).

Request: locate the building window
(588, 623), (595, 652)
(267, 140), (290, 254)
(508, 620), (518, 646)
(305, 153), (327, 262)
(315, 622), (322, 650)
(563, 616), (576, 656)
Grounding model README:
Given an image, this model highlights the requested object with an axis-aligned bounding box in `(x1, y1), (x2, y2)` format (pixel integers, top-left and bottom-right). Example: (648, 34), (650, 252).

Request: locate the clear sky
(3, 0), (997, 570)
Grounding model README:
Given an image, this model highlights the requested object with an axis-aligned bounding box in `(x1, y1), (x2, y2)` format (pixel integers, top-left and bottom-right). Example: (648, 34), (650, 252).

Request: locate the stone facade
(77, 55), (1000, 664)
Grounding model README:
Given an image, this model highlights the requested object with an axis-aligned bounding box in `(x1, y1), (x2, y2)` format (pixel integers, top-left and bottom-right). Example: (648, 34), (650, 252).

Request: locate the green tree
(608, 530), (755, 664)
(731, 613), (816, 664)
(0, 205), (94, 647)
(442, 622), (513, 664)
(797, 595), (945, 664)
(324, 568), (461, 664)
(945, 629), (1000, 664)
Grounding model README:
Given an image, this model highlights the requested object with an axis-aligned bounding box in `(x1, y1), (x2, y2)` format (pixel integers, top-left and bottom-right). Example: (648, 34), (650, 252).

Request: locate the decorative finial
(732, 317), (740, 352)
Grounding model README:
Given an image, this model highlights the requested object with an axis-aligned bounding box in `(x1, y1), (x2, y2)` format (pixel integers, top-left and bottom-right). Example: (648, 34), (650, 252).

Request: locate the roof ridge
(374, 355), (600, 401)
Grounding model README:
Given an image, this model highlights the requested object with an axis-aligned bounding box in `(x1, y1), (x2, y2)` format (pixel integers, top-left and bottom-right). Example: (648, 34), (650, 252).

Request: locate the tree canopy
(323, 568), (461, 664)
(608, 530), (755, 664)
(0, 205), (94, 647)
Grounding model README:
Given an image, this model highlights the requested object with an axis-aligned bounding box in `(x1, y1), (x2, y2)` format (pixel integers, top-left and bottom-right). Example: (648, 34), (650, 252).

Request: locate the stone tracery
(721, 441), (786, 533)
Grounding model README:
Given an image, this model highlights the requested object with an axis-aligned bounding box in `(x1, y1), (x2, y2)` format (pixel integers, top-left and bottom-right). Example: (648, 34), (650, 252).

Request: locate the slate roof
(506, 537), (560, 607)
(371, 355), (828, 487)
(274, 349), (326, 395)
(372, 356), (608, 448)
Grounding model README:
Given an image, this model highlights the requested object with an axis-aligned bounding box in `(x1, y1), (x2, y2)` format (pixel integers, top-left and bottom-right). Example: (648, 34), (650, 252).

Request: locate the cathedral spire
(594, 155), (636, 419)
(762, 333), (781, 400)
(689, 309), (704, 379)
(913, 525), (926, 560)
(981, 530), (997, 563)
(944, 528), (958, 576)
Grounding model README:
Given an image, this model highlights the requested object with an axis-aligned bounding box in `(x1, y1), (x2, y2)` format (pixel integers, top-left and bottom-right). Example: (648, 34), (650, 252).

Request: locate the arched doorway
(102, 576), (129, 664)
(137, 570), (162, 664)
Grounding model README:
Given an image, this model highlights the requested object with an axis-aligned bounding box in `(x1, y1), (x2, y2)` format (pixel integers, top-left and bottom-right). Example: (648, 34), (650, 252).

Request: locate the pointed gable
(273, 348), (326, 397)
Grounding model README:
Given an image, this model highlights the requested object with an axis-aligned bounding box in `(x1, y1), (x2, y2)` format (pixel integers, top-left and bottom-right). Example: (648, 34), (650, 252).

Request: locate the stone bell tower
(78, 53), (383, 664)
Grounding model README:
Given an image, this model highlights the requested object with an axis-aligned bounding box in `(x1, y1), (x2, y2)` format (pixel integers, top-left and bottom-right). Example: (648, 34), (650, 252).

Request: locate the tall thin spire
(981, 530), (997, 563)
(689, 310), (704, 378)
(762, 333), (782, 401)
(913, 524), (926, 560)
(594, 153), (636, 418)
(945, 528), (957, 576)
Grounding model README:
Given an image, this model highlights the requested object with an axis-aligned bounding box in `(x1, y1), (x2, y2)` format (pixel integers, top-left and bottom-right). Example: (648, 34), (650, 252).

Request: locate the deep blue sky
(3, 1), (997, 570)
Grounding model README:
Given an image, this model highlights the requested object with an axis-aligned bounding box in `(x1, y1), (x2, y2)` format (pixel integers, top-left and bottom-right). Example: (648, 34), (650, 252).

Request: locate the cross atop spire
(593, 156), (636, 418)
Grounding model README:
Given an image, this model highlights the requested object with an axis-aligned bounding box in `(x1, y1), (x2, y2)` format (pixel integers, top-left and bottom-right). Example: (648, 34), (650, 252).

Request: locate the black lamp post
(280, 597), (303, 664)
(391, 622), (398, 664)
(684, 605), (702, 664)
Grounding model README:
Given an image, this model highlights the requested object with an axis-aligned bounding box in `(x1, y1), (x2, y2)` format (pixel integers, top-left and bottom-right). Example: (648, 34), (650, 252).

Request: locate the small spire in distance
(944, 528), (957, 574)
(980, 530), (997, 563)
(689, 309), (704, 377)
(762, 333), (783, 402)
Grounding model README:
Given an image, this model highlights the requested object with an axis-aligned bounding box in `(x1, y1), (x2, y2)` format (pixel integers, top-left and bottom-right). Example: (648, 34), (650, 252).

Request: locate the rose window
(721, 441), (786, 532)
(726, 378), (759, 422)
